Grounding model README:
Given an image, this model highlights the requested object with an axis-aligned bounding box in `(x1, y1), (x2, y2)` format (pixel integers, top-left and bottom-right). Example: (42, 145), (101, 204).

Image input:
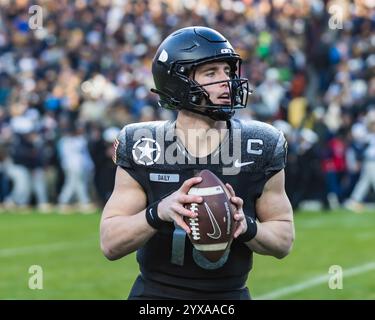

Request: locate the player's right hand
(157, 177), (203, 233)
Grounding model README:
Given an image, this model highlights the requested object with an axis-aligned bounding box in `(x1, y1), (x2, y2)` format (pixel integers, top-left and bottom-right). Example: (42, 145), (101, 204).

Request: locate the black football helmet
(151, 26), (250, 121)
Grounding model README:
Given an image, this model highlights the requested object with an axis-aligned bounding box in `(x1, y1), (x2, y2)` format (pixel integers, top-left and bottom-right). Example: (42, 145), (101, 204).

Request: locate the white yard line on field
(0, 237), (97, 257)
(255, 261), (375, 300)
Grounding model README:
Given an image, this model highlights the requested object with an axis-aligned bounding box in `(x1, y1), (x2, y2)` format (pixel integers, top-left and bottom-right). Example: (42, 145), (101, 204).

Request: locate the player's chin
(212, 98), (231, 105)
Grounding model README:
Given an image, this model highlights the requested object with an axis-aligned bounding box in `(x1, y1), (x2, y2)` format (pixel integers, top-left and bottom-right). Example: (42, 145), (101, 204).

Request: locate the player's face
(193, 61), (231, 105)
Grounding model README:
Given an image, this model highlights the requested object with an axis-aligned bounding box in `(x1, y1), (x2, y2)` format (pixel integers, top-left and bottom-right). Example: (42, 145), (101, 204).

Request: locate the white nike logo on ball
(204, 202), (222, 240)
(234, 159), (254, 168)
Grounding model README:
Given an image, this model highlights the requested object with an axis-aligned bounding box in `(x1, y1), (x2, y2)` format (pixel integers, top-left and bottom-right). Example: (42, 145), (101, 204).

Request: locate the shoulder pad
(112, 126), (130, 168)
(112, 121), (169, 168)
(265, 128), (287, 178)
(232, 119), (287, 175)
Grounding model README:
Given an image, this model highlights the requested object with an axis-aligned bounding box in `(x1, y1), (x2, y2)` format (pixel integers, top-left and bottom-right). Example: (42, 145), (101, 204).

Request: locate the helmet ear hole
(179, 66), (186, 74)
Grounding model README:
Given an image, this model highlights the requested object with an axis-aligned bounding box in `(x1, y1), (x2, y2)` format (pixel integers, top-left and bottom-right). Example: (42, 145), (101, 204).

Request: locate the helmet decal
(158, 49), (168, 63)
(220, 48), (233, 54)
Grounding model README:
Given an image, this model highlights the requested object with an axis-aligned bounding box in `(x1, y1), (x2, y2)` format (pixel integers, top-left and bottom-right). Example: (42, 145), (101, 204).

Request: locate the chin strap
(180, 105), (234, 121)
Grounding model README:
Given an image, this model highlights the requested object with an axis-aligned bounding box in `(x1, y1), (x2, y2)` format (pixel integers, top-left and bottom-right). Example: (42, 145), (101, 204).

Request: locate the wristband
(237, 215), (258, 243)
(145, 200), (168, 230)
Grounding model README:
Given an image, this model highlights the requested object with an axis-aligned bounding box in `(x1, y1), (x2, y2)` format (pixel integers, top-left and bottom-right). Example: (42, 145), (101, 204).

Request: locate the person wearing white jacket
(57, 124), (95, 213)
(345, 111), (375, 213)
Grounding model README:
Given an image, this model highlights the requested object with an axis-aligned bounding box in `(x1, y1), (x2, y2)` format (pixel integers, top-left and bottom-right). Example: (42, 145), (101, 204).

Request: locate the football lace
(188, 202), (200, 240)
(189, 217), (200, 240)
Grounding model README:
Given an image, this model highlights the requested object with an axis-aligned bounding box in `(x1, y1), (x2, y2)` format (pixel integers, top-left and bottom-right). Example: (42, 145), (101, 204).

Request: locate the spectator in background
(57, 123), (95, 213)
(321, 129), (347, 209)
(294, 128), (325, 209)
(0, 141), (10, 209)
(0, 73), (13, 106)
(88, 124), (119, 206)
(5, 120), (50, 212)
(342, 122), (368, 200)
(0, 107), (10, 209)
(255, 68), (285, 120)
(345, 111), (375, 213)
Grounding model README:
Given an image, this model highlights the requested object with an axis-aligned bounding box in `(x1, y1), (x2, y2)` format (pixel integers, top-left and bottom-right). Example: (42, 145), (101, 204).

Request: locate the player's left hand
(225, 183), (248, 238)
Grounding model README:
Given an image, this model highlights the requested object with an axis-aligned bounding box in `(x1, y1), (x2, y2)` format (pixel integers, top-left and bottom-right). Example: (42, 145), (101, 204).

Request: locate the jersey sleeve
(112, 125), (150, 195)
(265, 131), (288, 179)
(112, 126), (133, 169)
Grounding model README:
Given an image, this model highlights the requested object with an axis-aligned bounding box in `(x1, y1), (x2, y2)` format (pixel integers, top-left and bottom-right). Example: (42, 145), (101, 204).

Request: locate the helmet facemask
(188, 75), (250, 121)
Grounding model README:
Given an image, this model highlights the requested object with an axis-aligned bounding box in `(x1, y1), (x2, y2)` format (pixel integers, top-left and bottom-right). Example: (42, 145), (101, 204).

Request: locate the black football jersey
(113, 119), (287, 291)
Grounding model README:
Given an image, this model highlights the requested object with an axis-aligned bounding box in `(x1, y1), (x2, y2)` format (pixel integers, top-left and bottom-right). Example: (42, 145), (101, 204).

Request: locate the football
(184, 169), (237, 262)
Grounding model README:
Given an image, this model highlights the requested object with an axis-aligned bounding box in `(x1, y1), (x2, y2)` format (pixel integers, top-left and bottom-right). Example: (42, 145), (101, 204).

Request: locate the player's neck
(176, 109), (227, 131)
(175, 110), (228, 158)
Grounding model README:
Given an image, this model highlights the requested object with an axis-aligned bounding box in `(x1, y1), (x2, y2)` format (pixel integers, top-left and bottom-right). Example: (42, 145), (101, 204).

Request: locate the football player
(100, 26), (295, 300)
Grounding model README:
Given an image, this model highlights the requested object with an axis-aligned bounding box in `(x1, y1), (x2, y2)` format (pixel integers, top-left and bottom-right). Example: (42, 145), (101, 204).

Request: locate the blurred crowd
(0, 0), (374, 213)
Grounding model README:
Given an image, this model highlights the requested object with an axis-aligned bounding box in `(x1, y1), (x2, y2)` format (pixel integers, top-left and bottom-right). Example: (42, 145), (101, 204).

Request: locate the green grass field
(1, 209), (374, 300)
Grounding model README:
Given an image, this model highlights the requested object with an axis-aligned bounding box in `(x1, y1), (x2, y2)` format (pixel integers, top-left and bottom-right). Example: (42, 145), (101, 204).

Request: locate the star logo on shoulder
(132, 138), (161, 166)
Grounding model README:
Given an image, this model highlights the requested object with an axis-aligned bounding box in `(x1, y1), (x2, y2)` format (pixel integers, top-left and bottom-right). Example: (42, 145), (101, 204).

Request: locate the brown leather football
(184, 169), (237, 262)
